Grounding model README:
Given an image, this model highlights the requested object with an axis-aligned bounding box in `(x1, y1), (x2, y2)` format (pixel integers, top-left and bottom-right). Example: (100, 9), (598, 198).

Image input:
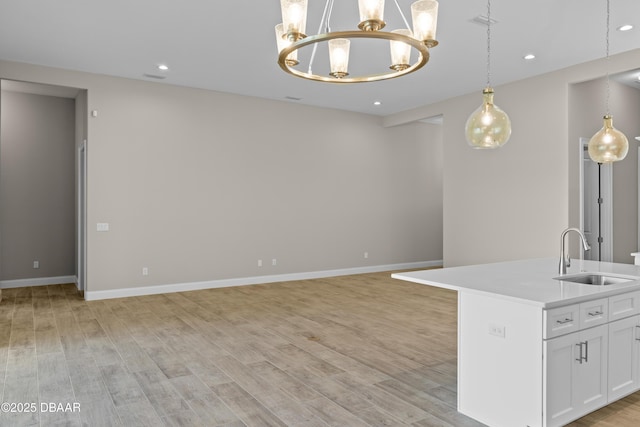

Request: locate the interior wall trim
(84, 260), (443, 301)
(0, 275), (77, 289)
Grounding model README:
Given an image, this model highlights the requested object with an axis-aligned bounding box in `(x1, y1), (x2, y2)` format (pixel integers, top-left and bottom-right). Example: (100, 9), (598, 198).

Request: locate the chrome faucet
(559, 227), (591, 275)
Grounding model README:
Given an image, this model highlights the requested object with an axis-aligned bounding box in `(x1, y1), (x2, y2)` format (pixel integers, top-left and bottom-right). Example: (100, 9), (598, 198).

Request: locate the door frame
(579, 137), (613, 262)
(77, 140), (87, 292)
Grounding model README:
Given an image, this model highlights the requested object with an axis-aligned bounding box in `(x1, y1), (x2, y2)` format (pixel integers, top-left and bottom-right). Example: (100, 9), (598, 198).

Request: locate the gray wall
(569, 78), (640, 263)
(0, 60), (444, 293)
(0, 90), (76, 280)
(385, 48), (640, 267)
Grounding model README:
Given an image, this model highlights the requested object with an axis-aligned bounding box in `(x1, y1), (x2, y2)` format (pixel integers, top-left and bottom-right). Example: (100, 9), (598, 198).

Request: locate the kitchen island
(393, 258), (640, 427)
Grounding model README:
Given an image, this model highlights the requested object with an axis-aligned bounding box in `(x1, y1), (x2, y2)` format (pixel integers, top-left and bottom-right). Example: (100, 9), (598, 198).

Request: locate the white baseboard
(0, 275), (77, 289)
(84, 260), (442, 301)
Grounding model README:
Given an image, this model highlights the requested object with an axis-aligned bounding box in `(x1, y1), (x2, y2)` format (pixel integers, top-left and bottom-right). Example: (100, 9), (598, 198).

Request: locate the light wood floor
(1, 271), (639, 426)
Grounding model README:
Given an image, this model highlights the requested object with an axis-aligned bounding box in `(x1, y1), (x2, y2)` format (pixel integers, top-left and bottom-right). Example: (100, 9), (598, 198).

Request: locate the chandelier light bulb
(465, 87), (512, 149)
(411, 0), (439, 46)
(280, 0), (308, 41)
(588, 115), (629, 163)
(328, 38), (351, 78)
(275, 23), (299, 66)
(358, 0), (386, 31)
(389, 29), (413, 71)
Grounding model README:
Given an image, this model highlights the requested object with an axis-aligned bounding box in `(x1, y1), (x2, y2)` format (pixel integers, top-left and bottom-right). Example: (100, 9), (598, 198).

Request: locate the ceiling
(0, 0), (639, 116)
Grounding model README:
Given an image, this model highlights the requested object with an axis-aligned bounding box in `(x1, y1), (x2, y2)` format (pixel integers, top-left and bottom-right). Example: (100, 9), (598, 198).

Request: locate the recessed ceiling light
(157, 64), (169, 71)
(523, 54), (536, 60)
(373, 101), (381, 106)
(617, 24), (634, 31)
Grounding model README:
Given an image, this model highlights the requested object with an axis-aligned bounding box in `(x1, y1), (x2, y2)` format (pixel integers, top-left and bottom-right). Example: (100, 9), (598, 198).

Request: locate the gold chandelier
(275, 0), (439, 83)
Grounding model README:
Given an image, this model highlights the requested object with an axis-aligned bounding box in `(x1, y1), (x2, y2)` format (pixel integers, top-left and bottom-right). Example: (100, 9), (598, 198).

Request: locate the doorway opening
(0, 80), (87, 294)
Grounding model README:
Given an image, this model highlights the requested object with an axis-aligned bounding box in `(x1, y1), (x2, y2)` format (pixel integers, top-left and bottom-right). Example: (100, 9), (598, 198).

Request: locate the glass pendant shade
(274, 24), (299, 66)
(328, 38), (351, 78)
(588, 115), (629, 163)
(411, 0), (438, 45)
(358, 0), (385, 31)
(389, 29), (412, 71)
(280, 0), (308, 41)
(465, 87), (512, 149)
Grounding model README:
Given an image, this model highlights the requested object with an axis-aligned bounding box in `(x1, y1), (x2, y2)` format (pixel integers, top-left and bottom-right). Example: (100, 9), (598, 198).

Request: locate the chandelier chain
(486, 0), (492, 88)
(605, 0), (611, 116)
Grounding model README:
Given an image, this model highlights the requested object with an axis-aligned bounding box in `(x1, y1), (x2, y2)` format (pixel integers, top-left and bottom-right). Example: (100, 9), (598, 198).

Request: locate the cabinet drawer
(609, 291), (640, 321)
(580, 298), (609, 329)
(544, 304), (580, 339)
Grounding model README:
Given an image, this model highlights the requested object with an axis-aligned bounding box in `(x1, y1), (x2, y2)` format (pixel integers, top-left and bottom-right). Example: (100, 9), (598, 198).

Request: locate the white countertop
(392, 258), (640, 308)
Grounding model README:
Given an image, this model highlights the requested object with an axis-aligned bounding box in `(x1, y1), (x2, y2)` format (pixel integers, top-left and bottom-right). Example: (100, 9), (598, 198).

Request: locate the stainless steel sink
(554, 273), (634, 286)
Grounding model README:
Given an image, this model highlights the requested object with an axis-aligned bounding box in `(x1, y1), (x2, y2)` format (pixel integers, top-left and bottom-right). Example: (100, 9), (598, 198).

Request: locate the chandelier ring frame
(278, 30), (436, 83)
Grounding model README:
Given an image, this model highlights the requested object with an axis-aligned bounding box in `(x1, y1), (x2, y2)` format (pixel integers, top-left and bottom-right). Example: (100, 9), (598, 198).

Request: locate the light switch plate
(97, 223), (109, 232)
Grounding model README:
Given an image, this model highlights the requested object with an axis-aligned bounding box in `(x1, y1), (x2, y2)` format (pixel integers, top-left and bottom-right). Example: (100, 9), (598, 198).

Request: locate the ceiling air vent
(143, 73), (166, 80)
(285, 96), (302, 101)
(471, 15), (498, 26)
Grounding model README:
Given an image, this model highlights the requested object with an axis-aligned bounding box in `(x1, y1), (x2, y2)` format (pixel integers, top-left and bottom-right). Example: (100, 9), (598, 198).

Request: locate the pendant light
(587, 0), (629, 164)
(465, 0), (512, 149)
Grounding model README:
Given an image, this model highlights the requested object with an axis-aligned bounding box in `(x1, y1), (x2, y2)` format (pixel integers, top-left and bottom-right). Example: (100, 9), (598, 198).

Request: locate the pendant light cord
(486, 0), (492, 88)
(393, 0), (412, 31)
(605, 0), (611, 116)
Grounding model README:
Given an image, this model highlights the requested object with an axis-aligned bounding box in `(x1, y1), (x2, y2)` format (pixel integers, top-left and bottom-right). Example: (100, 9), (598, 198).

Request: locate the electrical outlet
(488, 323), (506, 338)
(142, 267), (149, 276)
(33, 260), (40, 269)
(96, 223), (109, 232)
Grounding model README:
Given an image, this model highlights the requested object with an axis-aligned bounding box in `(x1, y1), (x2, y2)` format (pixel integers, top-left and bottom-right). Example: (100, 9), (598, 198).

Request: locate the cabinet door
(544, 325), (608, 427)
(575, 325), (608, 412)
(544, 332), (579, 427)
(608, 315), (640, 401)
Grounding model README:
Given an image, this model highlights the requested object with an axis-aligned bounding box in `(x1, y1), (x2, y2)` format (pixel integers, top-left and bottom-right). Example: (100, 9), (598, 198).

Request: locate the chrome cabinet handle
(557, 317), (573, 325)
(584, 340), (589, 363)
(575, 342), (588, 364)
(588, 310), (603, 317)
(576, 342), (583, 364)
(636, 325), (640, 341)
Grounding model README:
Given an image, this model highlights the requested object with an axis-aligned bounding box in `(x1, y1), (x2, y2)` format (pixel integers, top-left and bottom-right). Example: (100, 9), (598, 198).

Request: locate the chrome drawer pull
(636, 325), (640, 341)
(557, 317), (573, 325)
(588, 310), (603, 317)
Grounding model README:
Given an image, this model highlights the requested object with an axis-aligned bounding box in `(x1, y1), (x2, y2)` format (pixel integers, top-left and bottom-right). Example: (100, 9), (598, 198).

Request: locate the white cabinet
(456, 289), (640, 427)
(543, 298), (608, 339)
(609, 291), (640, 321)
(544, 324), (608, 427)
(608, 314), (640, 401)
